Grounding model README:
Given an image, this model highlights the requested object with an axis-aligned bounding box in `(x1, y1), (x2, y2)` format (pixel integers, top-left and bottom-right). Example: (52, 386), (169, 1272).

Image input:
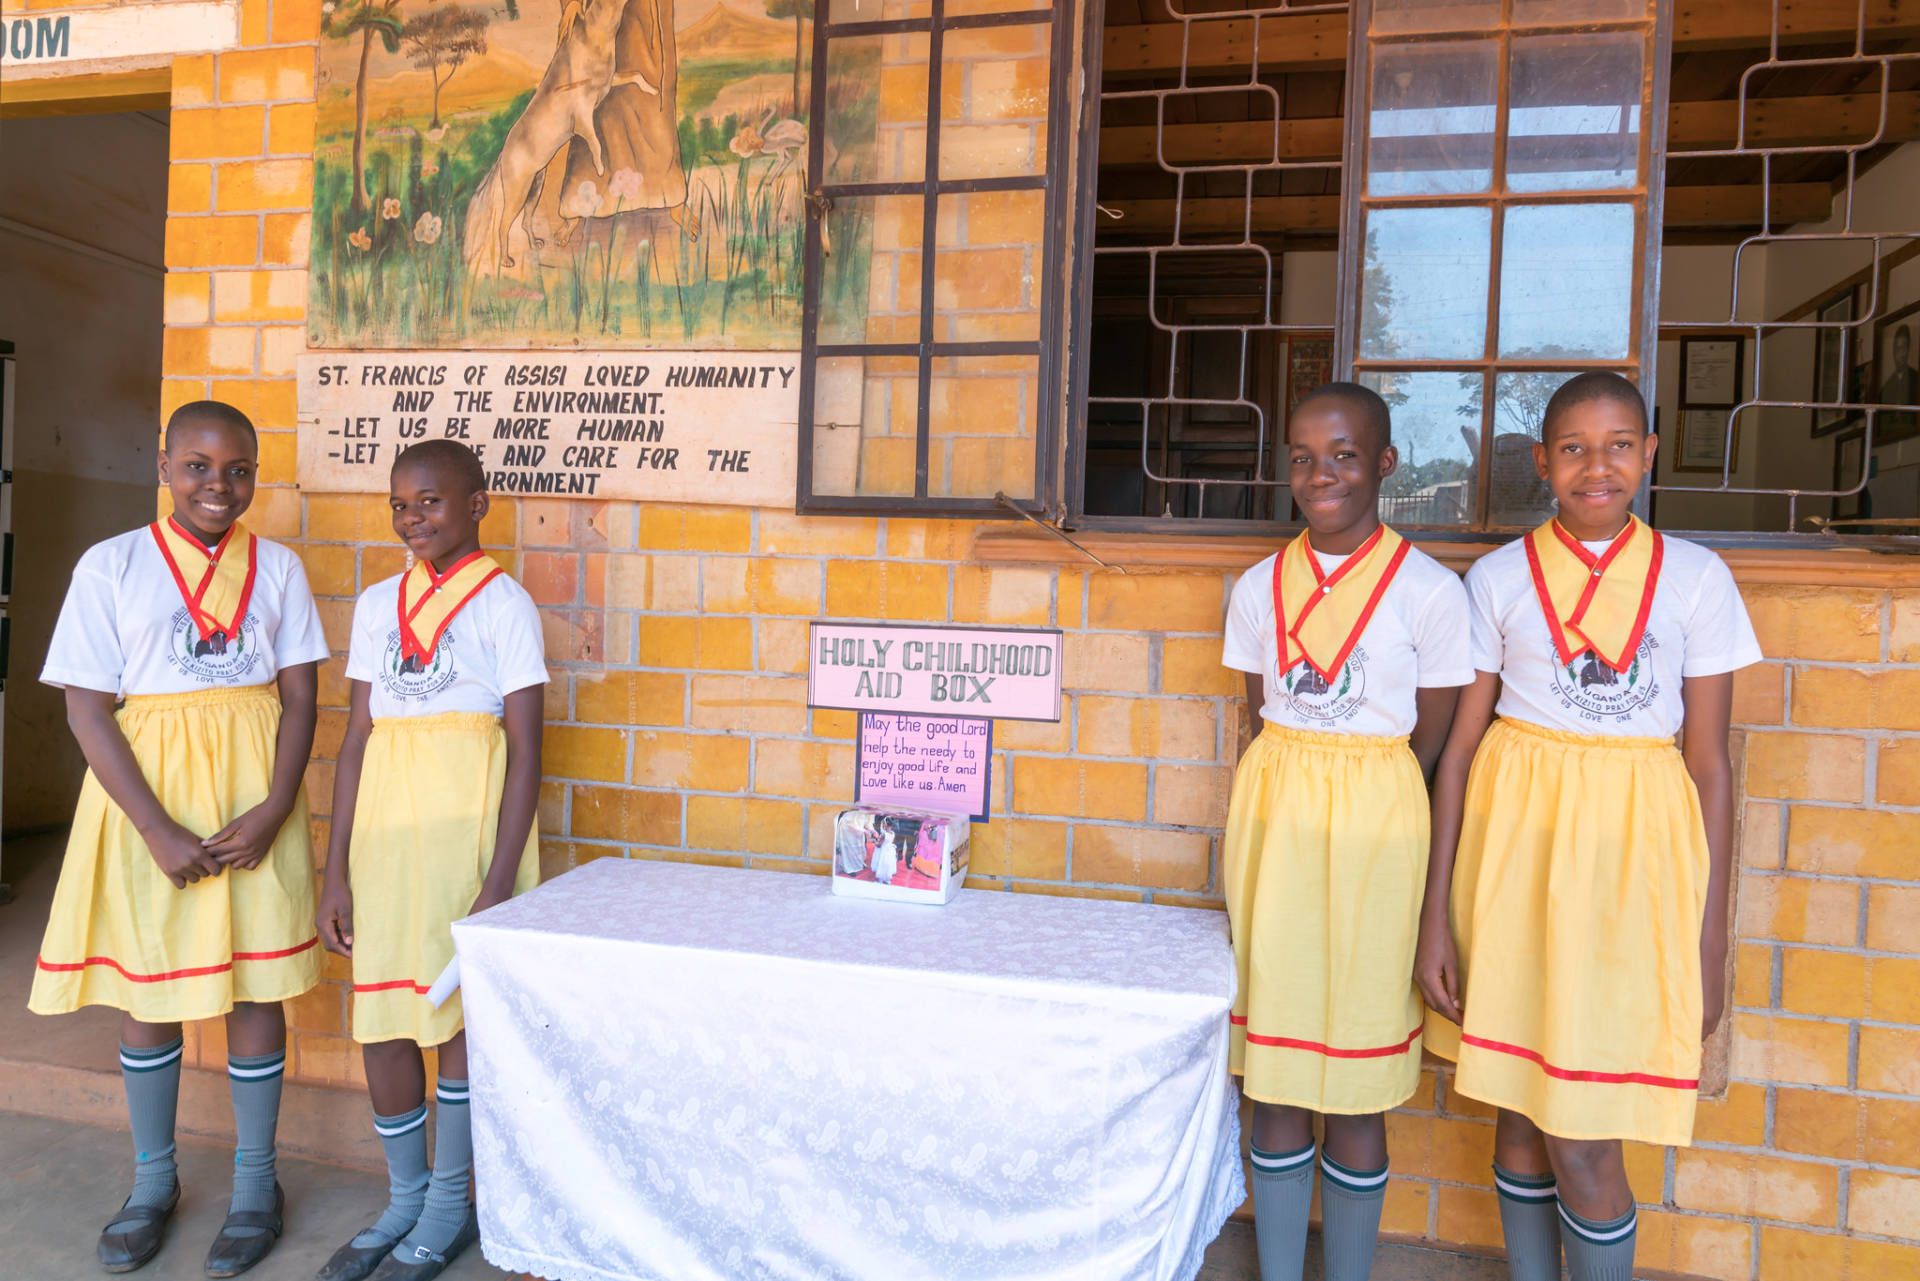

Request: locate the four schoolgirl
(1221, 384), (1471, 1281)
(28, 376), (1756, 1281)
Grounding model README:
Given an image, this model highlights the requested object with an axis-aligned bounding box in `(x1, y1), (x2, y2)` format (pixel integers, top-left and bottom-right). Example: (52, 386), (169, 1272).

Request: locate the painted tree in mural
(323, 0), (404, 214)
(402, 5), (492, 129)
(764, 0), (812, 120)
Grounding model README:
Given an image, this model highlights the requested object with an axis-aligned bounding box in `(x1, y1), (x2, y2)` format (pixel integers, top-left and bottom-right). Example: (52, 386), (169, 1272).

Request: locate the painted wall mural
(307, 0), (867, 349)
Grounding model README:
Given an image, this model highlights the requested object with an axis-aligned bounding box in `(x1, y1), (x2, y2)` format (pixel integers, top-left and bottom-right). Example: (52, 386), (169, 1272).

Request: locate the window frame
(794, 0), (1081, 518)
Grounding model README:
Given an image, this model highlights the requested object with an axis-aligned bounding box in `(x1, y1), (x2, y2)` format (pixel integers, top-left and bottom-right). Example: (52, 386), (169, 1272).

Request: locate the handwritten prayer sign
(808, 623), (1064, 722)
(857, 713), (992, 821)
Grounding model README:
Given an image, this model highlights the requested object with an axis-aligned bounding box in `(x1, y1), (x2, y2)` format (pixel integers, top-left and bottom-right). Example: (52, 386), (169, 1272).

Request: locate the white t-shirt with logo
(1468, 533), (1763, 738)
(1223, 542), (1475, 737)
(41, 528), (331, 696)
(346, 571), (549, 719)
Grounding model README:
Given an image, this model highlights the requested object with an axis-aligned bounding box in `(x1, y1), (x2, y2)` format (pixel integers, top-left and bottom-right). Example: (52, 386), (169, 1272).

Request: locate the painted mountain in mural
(677, 3), (794, 60)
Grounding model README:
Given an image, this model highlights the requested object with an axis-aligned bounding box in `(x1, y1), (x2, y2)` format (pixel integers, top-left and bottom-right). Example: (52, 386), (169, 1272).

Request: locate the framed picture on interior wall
(1812, 288), (1859, 437)
(1675, 408), (1739, 474)
(1873, 300), (1920, 444)
(1682, 336), (1742, 406)
(1833, 427), (1867, 521)
(1285, 336), (1335, 421)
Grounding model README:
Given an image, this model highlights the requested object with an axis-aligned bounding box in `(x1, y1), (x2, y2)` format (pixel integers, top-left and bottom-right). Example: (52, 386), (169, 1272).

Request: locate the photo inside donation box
(808, 622), (1064, 907)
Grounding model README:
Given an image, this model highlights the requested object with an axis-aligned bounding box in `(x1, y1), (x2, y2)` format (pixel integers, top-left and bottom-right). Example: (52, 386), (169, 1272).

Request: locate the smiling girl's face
(1533, 397), (1658, 541)
(158, 419), (257, 544)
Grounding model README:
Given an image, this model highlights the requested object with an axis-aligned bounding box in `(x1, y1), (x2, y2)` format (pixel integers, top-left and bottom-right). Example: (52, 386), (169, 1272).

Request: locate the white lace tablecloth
(452, 858), (1243, 1281)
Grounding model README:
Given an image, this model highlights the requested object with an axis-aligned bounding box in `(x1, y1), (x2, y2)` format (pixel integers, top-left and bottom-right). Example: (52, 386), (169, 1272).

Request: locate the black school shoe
(98, 1184), (181, 1273)
(365, 1206), (480, 1281)
(203, 1181), (284, 1278)
(316, 1230), (405, 1281)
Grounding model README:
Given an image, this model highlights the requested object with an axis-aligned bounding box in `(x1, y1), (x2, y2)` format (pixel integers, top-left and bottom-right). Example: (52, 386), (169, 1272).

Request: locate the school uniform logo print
(379, 626), (460, 698)
(1551, 631), (1661, 720)
(1281, 646), (1369, 722)
(164, 606), (263, 682)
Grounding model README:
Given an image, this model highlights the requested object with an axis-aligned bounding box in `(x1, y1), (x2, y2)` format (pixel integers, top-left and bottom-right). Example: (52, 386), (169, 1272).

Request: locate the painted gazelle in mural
(462, 0), (686, 276)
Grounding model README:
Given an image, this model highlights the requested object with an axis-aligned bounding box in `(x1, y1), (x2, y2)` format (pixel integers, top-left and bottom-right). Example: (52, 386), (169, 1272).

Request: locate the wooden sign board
(0, 1), (239, 79)
(296, 351), (799, 508)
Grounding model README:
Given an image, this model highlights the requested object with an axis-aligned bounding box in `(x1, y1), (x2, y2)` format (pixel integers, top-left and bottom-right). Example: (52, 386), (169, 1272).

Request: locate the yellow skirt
(30, 685), (320, 1022)
(1424, 718), (1709, 1146)
(348, 712), (538, 1046)
(1223, 724), (1428, 1114)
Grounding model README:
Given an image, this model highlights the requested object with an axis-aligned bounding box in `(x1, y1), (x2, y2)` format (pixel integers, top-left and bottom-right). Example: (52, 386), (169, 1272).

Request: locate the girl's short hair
(165, 400), (256, 449)
(394, 438), (487, 495)
(1543, 372), (1649, 439)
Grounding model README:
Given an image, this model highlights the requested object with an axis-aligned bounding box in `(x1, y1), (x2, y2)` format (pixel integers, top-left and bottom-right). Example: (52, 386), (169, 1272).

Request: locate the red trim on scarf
(149, 519), (258, 642)
(397, 550), (502, 664)
(1274, 526), (1409, 683)
(1524, 522), (1662, 672)
(1459, 1033), (1698, 1089)
(1231, 1016), (1423, 1059)
(36, 936), (318, 983)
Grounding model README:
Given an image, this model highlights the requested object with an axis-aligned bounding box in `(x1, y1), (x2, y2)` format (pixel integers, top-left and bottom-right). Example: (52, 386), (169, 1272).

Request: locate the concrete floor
(0, 1108), (1508, 1281)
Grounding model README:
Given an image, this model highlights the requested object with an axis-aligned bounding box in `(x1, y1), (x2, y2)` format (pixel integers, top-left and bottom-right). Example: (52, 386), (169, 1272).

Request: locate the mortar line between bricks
(1733, 938), (1920, 961)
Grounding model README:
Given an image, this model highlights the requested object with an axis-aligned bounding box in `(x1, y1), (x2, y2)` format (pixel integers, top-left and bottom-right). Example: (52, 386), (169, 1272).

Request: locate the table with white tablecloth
(453, 857), (1243, 1281)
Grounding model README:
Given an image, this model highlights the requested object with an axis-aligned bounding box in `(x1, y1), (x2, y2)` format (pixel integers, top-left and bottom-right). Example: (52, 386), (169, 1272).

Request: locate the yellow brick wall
(54, 5), (1915, 1270)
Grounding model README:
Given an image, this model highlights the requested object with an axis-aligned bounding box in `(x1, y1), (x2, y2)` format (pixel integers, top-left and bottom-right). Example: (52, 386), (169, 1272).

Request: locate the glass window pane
(824, 0), (923, 24)
(928, 354), (1040, 499)
(940, 25), (1050, 180)
(1513, 0), (1649, 23)
(1367, 41), (1498, 196)
(1371, 0), (1501, 34)
(1498, 203), (1635, 359)
(937, 191), (1043, 342)
(1488, 370), (1582, 526)
(1359, 206), (1493, 361)
(823, 35), (918, 185)
(817, 195), (923, 345)
(1363, 370), (1481, 527)
(1509, 32), (1644, 193)
(811, 355), (918, 498)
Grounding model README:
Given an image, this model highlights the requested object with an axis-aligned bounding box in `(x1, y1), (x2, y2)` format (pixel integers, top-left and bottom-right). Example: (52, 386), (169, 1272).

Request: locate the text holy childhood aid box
(830, 808), (970, 905)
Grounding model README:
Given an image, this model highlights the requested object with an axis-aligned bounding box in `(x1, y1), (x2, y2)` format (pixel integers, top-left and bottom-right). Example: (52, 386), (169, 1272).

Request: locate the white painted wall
(0, 110), (169, 832)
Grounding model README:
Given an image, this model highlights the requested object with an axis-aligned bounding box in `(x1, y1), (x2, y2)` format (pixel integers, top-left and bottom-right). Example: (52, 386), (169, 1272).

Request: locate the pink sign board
(808, 623), (1063, 722)
(857, 713), (993, 820)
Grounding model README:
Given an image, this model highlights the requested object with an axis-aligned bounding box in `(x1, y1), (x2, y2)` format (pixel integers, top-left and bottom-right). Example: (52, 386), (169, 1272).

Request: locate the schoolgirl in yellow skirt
(315, 440), (547, 1281)
(1416, 374), (1760, 1281)
(1221, 385), (1471, 1281)
(32, 402), (331, 1276)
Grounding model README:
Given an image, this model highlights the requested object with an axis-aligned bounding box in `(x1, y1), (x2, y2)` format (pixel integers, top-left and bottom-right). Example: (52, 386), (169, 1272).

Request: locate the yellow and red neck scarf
(398, 550), (503, 665)
(1273, 524), (1411, 682)
(1523, 516), (1664, 673)
(149, 516), (259, 642)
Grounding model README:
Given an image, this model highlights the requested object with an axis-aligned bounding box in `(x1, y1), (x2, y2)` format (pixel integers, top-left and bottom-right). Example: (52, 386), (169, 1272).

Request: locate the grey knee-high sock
(1560, 1203), (1636, 1281)
(1249, 1142), (1315, 1281)
(395, 1078), (473, 1257)
(1318, 1151), (1388, 1281)
(225, 1050), (285, 1232)
(119, 1039), (184, 1212)
(1494, 1164), (1563, 1281)
(351, 1104), (430, 1248)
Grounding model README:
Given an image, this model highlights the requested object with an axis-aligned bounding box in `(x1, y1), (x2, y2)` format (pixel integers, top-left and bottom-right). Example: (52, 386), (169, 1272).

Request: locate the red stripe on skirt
(1460, 1033), (1699, 1089)
(1232, 1016), (1423, 1059)
(352, 979), (434, 995)
(36, 936), (318, 983)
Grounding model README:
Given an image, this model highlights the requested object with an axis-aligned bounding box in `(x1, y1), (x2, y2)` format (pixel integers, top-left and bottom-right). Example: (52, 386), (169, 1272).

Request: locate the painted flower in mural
(421, 161), (440, 176)
(609, 168), (643, 205)
(382, 197), (402, 221)
(413, 212), (443, 245)
(729, 124), (766, 158)
(563, 180), (599, 220)
(348, 226), (372, 251)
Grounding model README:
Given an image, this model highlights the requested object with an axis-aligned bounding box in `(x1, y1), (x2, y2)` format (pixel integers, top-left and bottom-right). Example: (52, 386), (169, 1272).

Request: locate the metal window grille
(796, 0), (1076, 516)
(1654, 0), (1920, 542)
(1070, 0), (1352, 531)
